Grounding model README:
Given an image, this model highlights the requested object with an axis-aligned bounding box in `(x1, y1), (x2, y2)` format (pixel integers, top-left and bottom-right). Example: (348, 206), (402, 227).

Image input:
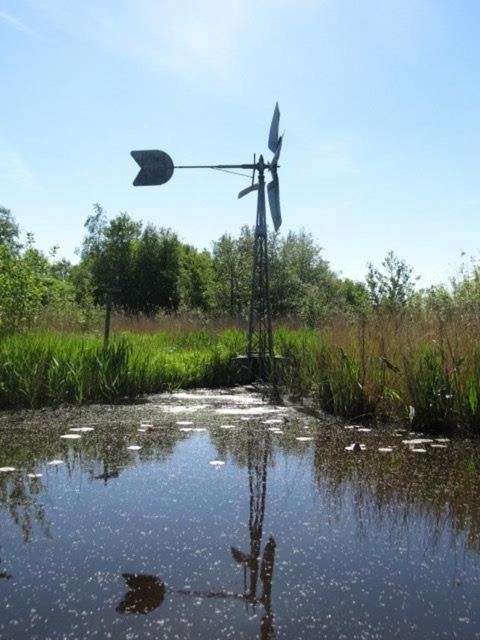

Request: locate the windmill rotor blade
(238, 184), (259, 199)
(268, 103), (280, 153)
(267, 177), (282, 231)
(272, 135), (283, 165)
(131, 150), (174, 186)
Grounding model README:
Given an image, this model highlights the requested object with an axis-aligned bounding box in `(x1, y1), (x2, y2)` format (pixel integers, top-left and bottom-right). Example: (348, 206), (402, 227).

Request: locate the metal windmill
(130, 104), (283, 379)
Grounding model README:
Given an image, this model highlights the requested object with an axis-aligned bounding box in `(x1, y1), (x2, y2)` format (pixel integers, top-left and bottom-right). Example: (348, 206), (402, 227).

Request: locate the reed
(0, 329), (246, 409)
(1, 316), (480, 433)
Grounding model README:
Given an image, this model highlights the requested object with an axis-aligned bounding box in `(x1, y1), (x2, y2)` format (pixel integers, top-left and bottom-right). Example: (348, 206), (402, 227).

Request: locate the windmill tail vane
(130, 103), (284, 380)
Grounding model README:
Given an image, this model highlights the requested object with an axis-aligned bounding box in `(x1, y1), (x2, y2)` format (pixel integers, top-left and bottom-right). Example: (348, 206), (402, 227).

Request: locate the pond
(1, 387), (480, 639)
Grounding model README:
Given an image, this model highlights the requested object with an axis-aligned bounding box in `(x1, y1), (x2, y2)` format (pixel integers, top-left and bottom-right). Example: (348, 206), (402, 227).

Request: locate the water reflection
(0, 548), (12, 580)
(92, 459), (121, 484)
(0, 472), (50, 542)
(117, 574), (166, 614)
(231, 431), (276, 639)
(2, 391), (480, 638)
(116, 430), (277, 638)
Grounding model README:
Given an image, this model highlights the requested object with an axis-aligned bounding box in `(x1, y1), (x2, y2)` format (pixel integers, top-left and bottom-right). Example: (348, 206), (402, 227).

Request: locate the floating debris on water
(47, 460), (64, 466)
(0, 467), (16, 473)
(345, 443), (366, 451)
(411, 448), (427, 453)
(436, 438), (450, 443)
(177, 421), (194, 426)
(69, 427), (94, 433)
(27, 473), (43, 479)
(296, 436), (314, 442)
(220, 425), (237, 430)
(431, 444), (448, 449)
(378, 447), (394, 453)
(357, 428), (372, 433)
(217, 407), (283, 416)
(263, 419), (283, 424)
(209, 460), (225, 467)
(402, 438), (433, 445)
(127, 445), (142, 451)
(162, 404), (209, 414)
(60, 434), (81, 440)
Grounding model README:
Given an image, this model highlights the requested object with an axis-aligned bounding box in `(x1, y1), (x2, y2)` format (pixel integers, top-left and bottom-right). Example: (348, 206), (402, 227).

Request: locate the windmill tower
(130, 104), (283, 381)
(238, 105), (282, 378)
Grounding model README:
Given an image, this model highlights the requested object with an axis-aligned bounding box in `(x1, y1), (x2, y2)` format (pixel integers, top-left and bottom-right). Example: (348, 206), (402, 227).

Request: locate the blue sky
(1, 0), (480, 285)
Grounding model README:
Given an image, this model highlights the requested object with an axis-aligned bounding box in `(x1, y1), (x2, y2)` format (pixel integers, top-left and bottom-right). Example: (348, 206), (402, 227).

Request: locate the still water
(1, 388), (480, 639)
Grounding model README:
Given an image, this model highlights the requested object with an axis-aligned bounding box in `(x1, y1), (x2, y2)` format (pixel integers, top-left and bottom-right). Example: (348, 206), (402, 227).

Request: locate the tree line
(1, 203), (479, 334)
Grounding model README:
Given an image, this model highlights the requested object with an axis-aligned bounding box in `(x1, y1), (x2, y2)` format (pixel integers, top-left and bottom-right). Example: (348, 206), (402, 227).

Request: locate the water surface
(1, 388), (480, 639)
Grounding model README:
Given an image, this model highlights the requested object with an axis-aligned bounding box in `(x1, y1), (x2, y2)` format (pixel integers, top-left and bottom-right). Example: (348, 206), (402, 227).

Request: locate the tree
(133, 225), (181, 313)
(179, 245), (213, 312)
(0, 206), (20, 252)
(366, 251), (418, 311)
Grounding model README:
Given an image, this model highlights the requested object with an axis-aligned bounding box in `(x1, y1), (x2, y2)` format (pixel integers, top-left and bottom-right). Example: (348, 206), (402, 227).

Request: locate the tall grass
(278, 313), (480, 432)
(2, 315), (480, 433)
(0, 329), (246, 409)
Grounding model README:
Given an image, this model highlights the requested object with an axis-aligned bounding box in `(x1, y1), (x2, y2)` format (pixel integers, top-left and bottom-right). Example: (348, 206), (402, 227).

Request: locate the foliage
(366, 250), (419, 312)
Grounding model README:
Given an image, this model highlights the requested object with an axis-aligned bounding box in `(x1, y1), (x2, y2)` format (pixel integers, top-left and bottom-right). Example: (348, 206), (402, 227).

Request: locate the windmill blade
(267, 176), (282, 231)
(272, 135), (283, 165)
(268, 103), (280, 153)
(238, 184), (259, 199)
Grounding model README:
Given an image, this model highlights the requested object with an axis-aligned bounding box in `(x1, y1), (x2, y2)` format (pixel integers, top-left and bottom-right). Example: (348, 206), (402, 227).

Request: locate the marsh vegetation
(2, 205), (480, 432)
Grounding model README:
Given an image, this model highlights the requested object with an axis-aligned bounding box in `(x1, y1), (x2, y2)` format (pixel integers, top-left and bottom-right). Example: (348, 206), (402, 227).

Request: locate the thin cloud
(0, 10), (36, 36)
(0, 149), (36, 189)
(29, 0), (256, 75)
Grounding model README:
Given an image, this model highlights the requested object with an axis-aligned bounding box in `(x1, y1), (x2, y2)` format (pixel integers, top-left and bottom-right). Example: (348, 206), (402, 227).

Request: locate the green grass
(0, 329), (246, 409)
(2, 320), (480, 434)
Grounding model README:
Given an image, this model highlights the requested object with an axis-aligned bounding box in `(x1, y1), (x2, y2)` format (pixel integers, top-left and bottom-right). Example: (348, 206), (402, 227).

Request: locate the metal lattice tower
(247, 156), (275, 376)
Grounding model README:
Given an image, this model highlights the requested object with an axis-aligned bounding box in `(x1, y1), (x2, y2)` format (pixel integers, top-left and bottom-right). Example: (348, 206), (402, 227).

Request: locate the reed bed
(0, 330), (246, 409)
(278, 314), (480, 432)
(1, 317), (480, 433)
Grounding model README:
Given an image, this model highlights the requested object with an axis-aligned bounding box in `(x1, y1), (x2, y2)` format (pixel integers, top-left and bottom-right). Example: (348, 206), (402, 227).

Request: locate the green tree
(366, 251), (418, 311)
(133, 225), (181, 313)
(0, 206), (20, 253)
(179, 245), (213, 312)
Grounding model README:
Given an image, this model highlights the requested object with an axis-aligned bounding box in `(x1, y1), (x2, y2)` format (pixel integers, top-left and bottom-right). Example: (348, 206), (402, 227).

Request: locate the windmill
(131, 104), (283, 380)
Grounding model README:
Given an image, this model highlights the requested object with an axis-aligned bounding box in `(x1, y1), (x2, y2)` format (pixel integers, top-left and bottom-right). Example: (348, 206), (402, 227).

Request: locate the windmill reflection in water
(117, 430), (277, 639)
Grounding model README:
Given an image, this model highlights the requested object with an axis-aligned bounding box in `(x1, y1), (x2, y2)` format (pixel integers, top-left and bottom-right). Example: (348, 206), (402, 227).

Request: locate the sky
(1, 0), (480, 286)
